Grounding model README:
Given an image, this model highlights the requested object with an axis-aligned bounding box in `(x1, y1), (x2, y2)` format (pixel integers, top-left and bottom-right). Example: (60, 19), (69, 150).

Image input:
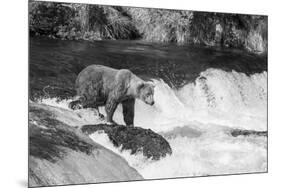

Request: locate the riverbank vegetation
(29, 1), (267, 53)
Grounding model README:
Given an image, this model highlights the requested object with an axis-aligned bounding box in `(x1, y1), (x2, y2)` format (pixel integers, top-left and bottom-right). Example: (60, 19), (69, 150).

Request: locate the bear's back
(76, 65), (117, 84)
(75, 65), (132, 97)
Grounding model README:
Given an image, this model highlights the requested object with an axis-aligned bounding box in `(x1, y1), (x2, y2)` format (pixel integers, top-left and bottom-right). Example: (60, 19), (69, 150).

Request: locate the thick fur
(69, 65), (155, 126)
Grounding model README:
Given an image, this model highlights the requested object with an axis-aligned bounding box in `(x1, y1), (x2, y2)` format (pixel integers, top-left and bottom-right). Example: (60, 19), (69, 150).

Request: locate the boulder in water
(81, 124), (172, 160)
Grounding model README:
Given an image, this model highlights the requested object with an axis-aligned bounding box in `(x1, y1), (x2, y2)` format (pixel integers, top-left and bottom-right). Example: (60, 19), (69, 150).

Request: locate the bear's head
(137, 82), (155, 106)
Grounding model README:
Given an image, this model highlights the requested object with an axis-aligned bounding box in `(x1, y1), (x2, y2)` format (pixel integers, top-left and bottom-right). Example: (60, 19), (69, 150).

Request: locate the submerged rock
(161, 125), (203, 139)
(29, 103), (143, 187)
(81, 124), (172, 160)
(230, 129), (267, 137)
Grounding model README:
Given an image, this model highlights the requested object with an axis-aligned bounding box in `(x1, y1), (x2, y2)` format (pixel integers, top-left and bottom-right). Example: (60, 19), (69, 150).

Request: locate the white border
(1, 0), (280, 188)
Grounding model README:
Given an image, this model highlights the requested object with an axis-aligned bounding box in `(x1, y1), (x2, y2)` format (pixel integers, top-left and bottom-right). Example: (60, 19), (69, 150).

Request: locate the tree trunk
(79, 4), (90, 34)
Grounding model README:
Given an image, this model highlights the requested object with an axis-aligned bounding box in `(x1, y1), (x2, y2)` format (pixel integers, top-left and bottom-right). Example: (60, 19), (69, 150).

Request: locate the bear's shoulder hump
(118, 69), (133, 76)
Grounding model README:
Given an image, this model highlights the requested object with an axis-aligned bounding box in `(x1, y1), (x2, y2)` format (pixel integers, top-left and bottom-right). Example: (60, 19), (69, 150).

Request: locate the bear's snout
(145, 100), (154, 106)
(144, 95), (154, 106)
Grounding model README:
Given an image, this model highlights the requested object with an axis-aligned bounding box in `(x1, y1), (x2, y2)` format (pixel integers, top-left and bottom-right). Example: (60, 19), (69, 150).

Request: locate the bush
(29, 2), (75, 36)
(126, 8), (193, 44)
(189, 12), (267, 52)
(87, 5), (139, 39)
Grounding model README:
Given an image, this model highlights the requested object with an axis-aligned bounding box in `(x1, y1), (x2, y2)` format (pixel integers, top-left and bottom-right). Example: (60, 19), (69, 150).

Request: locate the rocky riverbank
(29, 103), (143, 187)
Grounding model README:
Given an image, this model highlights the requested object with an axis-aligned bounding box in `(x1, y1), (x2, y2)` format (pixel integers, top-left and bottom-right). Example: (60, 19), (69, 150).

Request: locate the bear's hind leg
(82, 101), (105, 120)
(69, 97), (84, 110)
(122, 98), (135, 127)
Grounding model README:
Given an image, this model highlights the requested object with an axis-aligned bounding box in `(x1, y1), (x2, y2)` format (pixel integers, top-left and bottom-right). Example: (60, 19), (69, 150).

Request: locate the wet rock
(81, 124), (172, 160)
(161, 126), (202, 139)
(29, 103), (143, 187)
(230, 129), (267, 137)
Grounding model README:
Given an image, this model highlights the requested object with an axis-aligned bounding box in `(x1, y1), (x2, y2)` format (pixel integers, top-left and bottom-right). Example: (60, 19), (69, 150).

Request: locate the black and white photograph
(28, 0), (268, 187)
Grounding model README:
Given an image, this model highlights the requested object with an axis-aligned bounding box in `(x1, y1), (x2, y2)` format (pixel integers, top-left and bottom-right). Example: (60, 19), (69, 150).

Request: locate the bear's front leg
(122, 98), (135, 127)
(105, 98), (118, 125)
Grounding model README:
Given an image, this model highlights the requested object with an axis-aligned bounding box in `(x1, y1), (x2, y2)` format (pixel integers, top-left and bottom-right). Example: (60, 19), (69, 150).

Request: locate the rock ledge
(81, 124), (172, 160)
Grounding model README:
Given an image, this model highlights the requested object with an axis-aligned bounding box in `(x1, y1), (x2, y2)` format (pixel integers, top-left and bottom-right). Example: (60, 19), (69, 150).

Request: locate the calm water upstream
(29, 37), (267, 96)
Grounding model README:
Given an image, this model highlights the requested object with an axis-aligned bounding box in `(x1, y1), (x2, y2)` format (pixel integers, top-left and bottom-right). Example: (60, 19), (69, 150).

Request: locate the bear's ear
(148, 82), (155, 89)
(137, 82), (145, 92)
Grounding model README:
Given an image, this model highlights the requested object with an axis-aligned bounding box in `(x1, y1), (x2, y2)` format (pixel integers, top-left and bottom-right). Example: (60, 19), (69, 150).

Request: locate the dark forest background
(29, 1), (268, 53)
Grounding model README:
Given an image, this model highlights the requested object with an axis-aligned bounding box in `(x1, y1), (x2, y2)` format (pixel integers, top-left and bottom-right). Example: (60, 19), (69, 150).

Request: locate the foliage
(87, 5), (139, 39)
(189, 12), (267, 52)
(29, 2), (76, 37)
(126, 8), (193, 44)
(29, 1), (267, 53)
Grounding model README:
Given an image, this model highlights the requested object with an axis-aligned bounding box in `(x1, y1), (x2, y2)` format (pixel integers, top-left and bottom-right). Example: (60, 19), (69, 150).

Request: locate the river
(29, 37), (268, 179)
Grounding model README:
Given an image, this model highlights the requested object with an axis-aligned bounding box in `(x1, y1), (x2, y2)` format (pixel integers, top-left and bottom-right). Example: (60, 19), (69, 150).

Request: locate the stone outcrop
(29, 103), (143, 187)
(81, 124), (172, 160)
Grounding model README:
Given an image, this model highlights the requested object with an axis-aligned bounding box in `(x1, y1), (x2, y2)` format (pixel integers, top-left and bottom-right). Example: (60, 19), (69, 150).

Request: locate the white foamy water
(36, 98), (107, 127)
(112, 68), (267, 132)
(38, 68), (267, 178)
(90, 129), (267, 179)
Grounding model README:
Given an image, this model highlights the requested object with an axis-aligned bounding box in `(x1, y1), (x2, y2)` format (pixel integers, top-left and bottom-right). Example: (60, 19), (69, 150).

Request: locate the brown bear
(69, 64), (155, 126)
